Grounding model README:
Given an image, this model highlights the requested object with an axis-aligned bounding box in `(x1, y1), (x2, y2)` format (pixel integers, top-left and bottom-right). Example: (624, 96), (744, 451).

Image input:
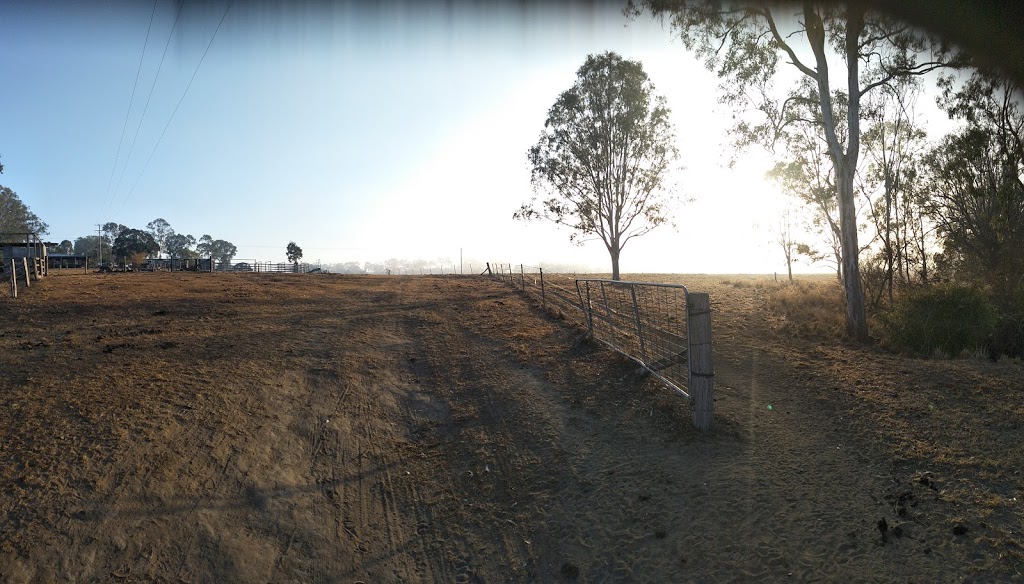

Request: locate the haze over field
(1, 0), (961, 273)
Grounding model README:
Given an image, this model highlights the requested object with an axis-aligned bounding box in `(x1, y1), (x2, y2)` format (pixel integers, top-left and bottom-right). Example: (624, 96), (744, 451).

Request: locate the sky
(0, 0), (957, 274)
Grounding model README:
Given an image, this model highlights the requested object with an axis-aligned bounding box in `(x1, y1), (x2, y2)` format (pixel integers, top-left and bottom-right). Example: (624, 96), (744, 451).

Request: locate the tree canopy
(112, 229), (160, 261)
(926, 73), (1024, 298)
(629, 1), (963, 340)
(0, 185), (48, 236)
(146, 218), (174, 258)
(286, 242), (303, 265)
(515, 51), (679, 280)
(197, 235), (237, 266)
(164, 233), (198, 259)
(101, 222), (127, 244)
(73, 236), (110, 260)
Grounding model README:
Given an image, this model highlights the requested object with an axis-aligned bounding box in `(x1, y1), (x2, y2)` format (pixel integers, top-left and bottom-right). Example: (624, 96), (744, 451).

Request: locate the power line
(102, 0), (159, 208)
(118, 0), (234, 212)
(108, 0), (186, 208)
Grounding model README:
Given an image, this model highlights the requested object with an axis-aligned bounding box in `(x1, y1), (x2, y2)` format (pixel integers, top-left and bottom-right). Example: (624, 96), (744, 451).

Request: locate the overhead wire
(108, 0), (186, 209)
(118, 0), (235, 212)
(102, 0), (159, 208)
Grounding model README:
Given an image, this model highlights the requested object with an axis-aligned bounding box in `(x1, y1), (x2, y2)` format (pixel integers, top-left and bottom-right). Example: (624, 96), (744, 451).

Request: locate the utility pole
(96, 224), (103, 266)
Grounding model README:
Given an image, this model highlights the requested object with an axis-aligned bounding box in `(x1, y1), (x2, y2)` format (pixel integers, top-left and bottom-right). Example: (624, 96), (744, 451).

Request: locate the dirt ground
(0, 271), (1021, 583)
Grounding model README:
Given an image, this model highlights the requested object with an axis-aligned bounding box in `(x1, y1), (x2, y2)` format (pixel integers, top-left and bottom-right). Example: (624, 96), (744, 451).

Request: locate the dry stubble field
(0, 271), (1022, 583)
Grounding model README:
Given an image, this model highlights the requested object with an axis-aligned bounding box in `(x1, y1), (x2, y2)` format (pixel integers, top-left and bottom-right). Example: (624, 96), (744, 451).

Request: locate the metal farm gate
(575, 279), (714, 429)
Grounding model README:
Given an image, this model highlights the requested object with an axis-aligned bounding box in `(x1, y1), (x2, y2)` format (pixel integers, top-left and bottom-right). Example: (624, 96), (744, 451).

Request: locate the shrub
(886, 285), (997, 357)
(986, 285), (1024, 360)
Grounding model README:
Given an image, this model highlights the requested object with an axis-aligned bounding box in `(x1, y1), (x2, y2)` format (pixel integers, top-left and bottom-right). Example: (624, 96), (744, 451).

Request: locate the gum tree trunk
(837, 162), (870, 341)
(806, 3), (871, 342)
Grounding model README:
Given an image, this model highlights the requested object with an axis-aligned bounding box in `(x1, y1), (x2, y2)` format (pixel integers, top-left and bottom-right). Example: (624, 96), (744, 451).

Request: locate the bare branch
(763, 7), (817, 78)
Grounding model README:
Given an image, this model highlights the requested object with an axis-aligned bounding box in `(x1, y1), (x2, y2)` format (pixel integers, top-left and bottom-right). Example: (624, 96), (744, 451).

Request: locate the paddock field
(0, 272), (1021, 582)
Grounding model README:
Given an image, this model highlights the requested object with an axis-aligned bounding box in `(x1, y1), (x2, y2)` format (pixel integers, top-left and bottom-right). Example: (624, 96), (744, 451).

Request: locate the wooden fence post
(687, 292), (714, 431)
(520, 264), (525, 291)
(10, 259), (16, 298)
(22, 257), (31, 288)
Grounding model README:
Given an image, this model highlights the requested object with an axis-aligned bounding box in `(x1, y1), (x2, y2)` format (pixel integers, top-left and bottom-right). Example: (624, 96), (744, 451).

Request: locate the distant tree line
(51, 219), (237, 268)
(0, 157), (239, 269)
(71, 218), (240, 266)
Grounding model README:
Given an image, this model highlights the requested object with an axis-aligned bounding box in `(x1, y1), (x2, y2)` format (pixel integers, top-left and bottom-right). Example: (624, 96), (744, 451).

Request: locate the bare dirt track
(0, 272), (1021, 583)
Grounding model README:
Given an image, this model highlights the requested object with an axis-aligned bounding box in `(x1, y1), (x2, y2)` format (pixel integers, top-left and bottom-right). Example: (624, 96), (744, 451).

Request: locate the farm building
(0, 232), (50, 276)
(1, 232), (51, 297)
(47, 253), (89, 269)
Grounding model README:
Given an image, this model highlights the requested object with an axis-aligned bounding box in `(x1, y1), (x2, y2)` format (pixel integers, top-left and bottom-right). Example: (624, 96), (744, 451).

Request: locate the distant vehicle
(232, 262), (253, 272)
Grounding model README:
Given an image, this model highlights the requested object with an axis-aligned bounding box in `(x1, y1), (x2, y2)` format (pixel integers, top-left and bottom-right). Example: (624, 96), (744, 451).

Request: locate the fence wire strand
(485, 264), (691, 398)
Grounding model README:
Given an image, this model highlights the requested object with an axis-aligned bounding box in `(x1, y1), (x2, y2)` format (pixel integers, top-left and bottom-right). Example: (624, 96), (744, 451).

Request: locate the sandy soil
(0, 271), (1021, 583)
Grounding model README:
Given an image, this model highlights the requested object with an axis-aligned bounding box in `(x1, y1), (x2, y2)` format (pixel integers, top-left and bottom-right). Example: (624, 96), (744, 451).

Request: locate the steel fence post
(585, 282), (594, 336)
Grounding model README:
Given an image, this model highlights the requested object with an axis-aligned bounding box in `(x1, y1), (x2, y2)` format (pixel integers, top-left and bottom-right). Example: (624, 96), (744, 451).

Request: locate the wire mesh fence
(483, 265), (699, 401)
(485, 262), (584, 319)
(576, 279), (691, 398)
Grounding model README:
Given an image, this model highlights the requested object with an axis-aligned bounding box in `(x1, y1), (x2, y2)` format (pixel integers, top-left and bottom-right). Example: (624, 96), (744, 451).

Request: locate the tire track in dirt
(5, 273), (1017, 582)
(296, 291), (456, 584)
(393, 277), (690, 582)
(400, 313), (539, 581)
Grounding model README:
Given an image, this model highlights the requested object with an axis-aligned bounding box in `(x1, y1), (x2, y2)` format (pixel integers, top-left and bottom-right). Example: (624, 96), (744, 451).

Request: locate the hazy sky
(0, 0), (953, 273)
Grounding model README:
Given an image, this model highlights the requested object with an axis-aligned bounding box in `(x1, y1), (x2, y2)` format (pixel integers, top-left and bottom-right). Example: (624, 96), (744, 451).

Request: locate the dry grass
(765, 279), (846, 337)
(1, 271), (1023, 581)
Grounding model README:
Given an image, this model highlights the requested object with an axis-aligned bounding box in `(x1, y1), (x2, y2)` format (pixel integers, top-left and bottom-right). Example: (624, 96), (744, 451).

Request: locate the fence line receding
(484, 264), (715, 430)
(486, 262), (585, 322)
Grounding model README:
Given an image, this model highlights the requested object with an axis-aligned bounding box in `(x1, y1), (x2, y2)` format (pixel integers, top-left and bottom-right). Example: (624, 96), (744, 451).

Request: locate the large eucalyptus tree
(516, 51), (679, 280)
(630, 0), (963, 340)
